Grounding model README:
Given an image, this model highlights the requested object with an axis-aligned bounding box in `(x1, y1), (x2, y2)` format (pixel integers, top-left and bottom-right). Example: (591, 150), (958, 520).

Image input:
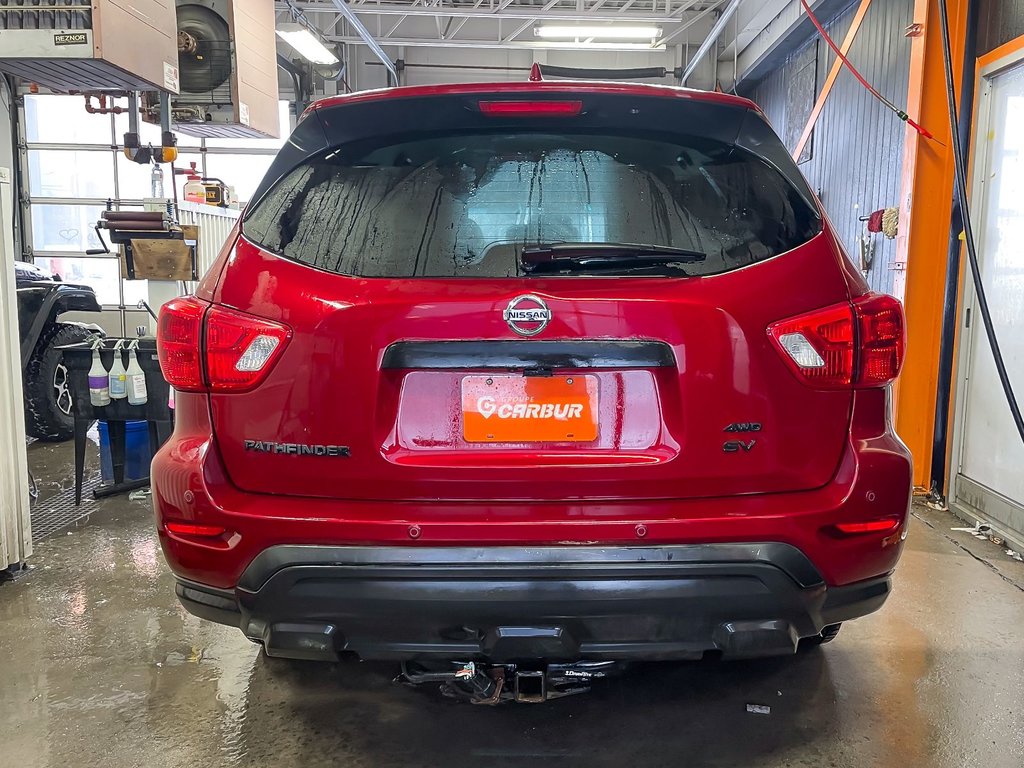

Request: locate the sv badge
(723, 440), (756, 453)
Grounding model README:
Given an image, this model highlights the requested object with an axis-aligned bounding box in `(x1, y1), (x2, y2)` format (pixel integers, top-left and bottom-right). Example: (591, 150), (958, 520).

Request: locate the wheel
(801, 623), (842, 649)
(24, 323), (95, 442)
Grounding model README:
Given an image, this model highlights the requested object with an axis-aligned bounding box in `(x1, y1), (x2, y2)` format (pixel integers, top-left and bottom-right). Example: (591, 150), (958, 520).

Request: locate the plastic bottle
(88, 338), (110, 407)
(182, 163), (205, 204)
(109, 339), (128, 400)
(126, 340), (148, 406)
(151, 163), (165, 198)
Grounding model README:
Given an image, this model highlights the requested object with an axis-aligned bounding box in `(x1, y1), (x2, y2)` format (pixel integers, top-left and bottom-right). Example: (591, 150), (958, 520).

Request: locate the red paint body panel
(206, 231), (854, 501)
(154, 388), (910, 590)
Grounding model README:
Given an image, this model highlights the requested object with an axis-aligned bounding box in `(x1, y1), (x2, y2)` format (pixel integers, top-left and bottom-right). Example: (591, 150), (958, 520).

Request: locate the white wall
(0, 77), (15, 265)
(0, 103), (31, 568)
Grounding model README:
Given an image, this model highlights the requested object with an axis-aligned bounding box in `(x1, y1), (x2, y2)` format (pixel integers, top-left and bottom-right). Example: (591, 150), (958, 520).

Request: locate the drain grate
(30, 475), (104, 543)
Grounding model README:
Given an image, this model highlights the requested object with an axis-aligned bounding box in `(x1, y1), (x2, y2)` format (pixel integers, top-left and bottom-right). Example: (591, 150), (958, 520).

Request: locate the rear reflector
(156, 297), (291, 393)
(830, 518), (902, 535)
(478, 100), (583, 117)
(165, 522), (226, 538)
(767, 293), (905, 388)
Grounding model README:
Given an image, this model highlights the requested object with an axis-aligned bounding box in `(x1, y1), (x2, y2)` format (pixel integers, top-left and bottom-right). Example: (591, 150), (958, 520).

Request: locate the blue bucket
(98, 420), (152, 483)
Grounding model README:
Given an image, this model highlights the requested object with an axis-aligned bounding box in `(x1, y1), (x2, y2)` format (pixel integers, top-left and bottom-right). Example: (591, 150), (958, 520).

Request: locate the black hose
(937, 0), (1024, 446)
(930, 0), (978, 491)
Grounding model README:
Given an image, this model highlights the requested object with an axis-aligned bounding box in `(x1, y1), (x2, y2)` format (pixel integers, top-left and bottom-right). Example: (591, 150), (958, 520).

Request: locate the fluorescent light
(276, 24), (339, 65)
(532, 41), (666, 51)
(535, 25), (662, 40)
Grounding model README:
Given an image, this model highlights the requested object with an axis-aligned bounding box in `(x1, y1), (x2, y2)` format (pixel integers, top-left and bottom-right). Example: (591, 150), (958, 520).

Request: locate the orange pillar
(893, 0), (970, 492)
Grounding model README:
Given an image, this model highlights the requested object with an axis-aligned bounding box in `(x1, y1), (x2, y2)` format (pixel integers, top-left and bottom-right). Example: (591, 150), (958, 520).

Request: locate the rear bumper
(175, 543), (891, 662)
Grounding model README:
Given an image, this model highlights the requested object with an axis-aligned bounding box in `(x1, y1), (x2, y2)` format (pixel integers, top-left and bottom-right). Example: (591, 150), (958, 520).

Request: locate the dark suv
(154, 82), (911, 666)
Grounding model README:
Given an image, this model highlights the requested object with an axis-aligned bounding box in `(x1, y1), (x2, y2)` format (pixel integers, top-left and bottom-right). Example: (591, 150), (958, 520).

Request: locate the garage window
(21, 95), (289, 308)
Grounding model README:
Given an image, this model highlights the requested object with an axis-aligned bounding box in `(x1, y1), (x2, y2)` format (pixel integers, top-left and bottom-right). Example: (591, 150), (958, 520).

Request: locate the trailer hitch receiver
(397, 660), (624, 705)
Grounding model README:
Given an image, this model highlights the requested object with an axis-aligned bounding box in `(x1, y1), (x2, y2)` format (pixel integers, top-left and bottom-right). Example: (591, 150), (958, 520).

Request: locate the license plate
(462, 375), (599, 443)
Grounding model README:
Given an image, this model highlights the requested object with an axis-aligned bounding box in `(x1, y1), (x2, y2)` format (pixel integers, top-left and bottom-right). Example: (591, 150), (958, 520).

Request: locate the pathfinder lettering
(243, 440), (350, 457)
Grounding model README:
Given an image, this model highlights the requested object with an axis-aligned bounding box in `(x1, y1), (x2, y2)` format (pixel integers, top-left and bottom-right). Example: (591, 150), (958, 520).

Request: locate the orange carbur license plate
(462, 375), (599, 443)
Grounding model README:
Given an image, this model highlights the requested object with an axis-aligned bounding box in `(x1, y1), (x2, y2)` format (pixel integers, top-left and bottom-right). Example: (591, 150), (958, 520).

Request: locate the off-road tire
(24, 323), (94, 442)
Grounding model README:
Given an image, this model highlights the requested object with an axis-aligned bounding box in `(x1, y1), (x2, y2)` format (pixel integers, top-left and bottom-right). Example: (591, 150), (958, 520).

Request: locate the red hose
(800, 0), (935, 140)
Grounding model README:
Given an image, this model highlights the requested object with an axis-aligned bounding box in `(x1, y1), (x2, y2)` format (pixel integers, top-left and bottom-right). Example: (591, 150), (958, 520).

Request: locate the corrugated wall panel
(745, 0), (914, 297)
(979, 0), (1024, 55)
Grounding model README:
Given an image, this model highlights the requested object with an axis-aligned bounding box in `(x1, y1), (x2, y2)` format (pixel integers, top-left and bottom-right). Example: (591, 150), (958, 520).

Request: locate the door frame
(947, 35), (1024, 552)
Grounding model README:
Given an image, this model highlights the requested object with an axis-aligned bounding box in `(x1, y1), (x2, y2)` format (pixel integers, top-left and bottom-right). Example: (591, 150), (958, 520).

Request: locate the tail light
(157, 297), (207, 391)
(767, 293), (905, 388)
(205, 305), (291, 391)
(157, 297), (291, 393)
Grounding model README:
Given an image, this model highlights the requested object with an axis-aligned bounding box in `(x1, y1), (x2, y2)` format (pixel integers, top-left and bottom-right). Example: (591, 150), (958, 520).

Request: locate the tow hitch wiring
(397, 660), (626, 705)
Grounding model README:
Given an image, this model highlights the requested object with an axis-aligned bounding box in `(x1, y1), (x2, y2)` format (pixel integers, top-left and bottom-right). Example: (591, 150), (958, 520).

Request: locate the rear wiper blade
(521, 242), (706, 274)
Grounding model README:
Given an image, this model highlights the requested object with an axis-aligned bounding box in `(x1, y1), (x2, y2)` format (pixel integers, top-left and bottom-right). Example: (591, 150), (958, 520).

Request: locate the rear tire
(801, 623), (842, 648)
(24, 323), (95, 442)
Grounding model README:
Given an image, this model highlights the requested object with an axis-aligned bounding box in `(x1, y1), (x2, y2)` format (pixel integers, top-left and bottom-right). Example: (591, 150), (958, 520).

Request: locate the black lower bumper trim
(175, 544), (891, 663)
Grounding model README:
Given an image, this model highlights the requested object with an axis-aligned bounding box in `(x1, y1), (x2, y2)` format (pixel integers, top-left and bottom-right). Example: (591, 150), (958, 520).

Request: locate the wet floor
(2, 442), (1023, 768)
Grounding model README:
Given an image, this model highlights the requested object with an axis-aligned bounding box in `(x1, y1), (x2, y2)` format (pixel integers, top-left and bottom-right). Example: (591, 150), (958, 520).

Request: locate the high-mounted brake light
(156, 297), (291, 393)
(767, 293), (905, 388)
(478, 100), (583, 117)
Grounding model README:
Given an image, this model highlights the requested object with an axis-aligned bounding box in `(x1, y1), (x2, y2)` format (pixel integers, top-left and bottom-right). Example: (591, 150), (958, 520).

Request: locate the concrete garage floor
(2, 442), (1023, 768)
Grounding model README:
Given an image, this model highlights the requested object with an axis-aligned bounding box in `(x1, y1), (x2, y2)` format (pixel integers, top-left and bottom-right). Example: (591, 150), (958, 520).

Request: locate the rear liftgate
(398, 660), (627, 705)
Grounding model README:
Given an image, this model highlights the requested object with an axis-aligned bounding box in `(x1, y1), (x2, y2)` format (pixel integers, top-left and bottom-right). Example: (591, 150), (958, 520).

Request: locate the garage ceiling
(273, 0), (841, 90)
(278, 0), (732, 51)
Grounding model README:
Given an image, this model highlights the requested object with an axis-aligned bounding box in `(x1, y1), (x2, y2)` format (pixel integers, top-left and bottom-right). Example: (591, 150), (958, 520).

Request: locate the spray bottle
(88, 337), (110, 407)
(126, 339), (148, 406)
(109, 339), (128, 400)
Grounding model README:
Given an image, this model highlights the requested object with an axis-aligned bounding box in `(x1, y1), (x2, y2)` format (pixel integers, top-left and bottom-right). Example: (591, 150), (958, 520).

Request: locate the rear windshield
(243, 130), (821, 278)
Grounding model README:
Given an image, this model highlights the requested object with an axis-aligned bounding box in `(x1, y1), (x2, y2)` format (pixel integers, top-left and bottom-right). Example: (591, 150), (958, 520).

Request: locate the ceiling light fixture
(534, 25), (662, 40)
(276, 23), (339, 66)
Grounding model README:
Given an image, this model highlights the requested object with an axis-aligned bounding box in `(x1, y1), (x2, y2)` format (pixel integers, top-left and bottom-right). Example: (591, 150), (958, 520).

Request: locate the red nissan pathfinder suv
(154, 82), (911, 666)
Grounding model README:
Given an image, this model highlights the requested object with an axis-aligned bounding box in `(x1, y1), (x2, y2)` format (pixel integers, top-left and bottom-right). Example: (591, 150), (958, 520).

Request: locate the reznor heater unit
(142, 0), (280, 139)
(0, 0), (180, 92)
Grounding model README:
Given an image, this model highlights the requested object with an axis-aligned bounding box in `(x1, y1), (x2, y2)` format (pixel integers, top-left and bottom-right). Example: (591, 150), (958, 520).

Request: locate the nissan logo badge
(503, 294), (552, 336)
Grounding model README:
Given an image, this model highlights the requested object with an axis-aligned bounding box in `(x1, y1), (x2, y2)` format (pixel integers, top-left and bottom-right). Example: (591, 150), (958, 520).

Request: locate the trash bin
(98, 420), (152, 482)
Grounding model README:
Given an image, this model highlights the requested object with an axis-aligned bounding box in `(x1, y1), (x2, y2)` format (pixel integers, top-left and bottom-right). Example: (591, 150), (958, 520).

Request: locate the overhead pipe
(328, 0), (399, 83)
(679, 0), (741, 86)
(83, 94), (126, 115)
